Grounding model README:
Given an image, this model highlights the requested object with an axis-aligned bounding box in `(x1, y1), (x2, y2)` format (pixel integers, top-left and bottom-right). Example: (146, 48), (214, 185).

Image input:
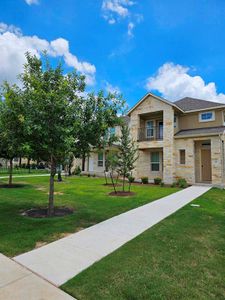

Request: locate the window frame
(146, 120), (154, 138)
(199, 111), (215, 122)
(179, 149), (186, 165)
(98, 152), (104, 167)
(151, 151), (160, 172)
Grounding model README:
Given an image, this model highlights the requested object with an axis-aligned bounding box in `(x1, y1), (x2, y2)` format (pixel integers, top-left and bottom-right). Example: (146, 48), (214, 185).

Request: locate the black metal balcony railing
(138, 126), (163, 141)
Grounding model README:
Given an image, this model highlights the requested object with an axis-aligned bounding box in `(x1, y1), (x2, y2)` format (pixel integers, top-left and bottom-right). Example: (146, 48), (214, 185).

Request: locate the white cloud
(146, 62), (225, 103)
(25, 0), (39, 5)
(105, 81), (121, 94)
(127, 22), (134, 37)
(102, 1), (143, 38)
(102, 0), (134, 23)
(0, 23), (96, 86)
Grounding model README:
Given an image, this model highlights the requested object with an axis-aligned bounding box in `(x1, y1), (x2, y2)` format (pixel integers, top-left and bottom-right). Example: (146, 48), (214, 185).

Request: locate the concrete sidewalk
(0, 254), (75, 300)
(14, 185), (211, 287)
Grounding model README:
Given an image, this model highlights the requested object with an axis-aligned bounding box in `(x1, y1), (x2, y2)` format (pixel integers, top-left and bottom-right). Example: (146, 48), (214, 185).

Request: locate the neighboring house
(82, 92), (225, 186)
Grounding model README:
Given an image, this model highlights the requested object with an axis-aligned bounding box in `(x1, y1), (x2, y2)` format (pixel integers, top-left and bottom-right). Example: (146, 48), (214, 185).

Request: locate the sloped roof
(174, 97), (225, 112)
(175, 126), (225, 138)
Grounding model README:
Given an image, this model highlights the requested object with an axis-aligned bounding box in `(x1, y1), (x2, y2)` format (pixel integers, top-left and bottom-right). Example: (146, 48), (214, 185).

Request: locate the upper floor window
(98, 152), (104, 167)
(223, 111), (225, 125)
(199, 111), (215, 122)
(146, 121), (154, 138)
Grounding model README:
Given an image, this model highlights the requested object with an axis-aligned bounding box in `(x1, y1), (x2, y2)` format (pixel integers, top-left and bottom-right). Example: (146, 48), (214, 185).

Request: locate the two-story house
(81, 92), (225, 186)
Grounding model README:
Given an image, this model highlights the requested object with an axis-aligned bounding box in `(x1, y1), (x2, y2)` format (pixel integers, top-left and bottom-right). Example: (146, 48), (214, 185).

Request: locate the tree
(73, 91), (125, 171)
(0, 82), (28, 186)
(117, 124), (138, 192)
(21, 53), (85, 216)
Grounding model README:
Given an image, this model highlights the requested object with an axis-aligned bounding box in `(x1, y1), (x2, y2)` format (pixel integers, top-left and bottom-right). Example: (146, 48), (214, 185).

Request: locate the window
(180, 150), (186, 165)
(146, 121), (154, 138)
(223, 111), (225, 125)
(174, 115), (178, 128)
(199, 111), (215, 122)
(98, 152), (104, 167)
(151, 152), (160, 171)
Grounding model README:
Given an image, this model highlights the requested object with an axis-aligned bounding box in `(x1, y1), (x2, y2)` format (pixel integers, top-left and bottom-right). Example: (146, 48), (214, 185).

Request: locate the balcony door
(146, 121), (154, 139)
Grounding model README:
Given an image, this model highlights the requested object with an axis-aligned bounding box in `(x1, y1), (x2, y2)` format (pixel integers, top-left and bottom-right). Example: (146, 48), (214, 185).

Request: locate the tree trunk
(48, 160), (56, 216)
(19, 157), (22, 168)
(104, 171), (108, 185)
(82, 154), (86, 172)
(58, 170), (62, 182)
(8, 158), (13, 186)
(110, 172), (117, 194)
(27, 158), (31, 173)
(122, 174), (125, 192)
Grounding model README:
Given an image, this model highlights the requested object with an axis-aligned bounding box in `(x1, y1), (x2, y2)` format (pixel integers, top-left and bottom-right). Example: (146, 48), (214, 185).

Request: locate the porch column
(163, 107), (175, 184)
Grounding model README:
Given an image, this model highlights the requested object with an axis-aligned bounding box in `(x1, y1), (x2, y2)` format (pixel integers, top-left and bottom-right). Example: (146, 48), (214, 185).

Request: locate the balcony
(138, 126), (163, 142)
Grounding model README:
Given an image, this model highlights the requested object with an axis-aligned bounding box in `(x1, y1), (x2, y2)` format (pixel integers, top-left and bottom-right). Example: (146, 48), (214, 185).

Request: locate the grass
(0, 168), (49, 175)
(62, 188), (225, 300)
(0, 175), (179, 257)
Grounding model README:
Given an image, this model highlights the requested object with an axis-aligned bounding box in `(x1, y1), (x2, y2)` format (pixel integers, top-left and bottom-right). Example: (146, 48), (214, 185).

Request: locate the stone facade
(77, 93), (225, 186)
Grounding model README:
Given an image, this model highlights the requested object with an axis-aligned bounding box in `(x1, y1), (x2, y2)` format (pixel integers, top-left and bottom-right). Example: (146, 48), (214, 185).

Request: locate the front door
(201, 149), (212, 182)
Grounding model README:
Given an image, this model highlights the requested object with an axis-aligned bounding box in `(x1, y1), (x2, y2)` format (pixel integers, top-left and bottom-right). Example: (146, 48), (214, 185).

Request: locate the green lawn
(0, 176), (179, 257)
(62, 188), (225, 300)
(0, 168), (49, 175)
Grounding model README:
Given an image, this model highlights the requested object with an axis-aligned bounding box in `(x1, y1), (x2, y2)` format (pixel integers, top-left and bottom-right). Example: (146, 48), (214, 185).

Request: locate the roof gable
(127, 92), (182, 115)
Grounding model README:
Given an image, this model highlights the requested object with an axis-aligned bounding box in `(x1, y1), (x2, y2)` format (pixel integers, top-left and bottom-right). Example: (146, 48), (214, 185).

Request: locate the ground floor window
(98, 152), (104, 167)
(179, 149), (186, 164)
(151, 152), (160, 171)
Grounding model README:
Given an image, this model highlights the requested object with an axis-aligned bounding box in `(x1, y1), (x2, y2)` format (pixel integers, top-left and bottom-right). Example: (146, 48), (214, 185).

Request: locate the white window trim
(150, 152), (160, 172)
(146, 120), (154, 138)
(199, 111), (215, 122)
(223, 111), (225, 126)
(97, 152), (104, 167)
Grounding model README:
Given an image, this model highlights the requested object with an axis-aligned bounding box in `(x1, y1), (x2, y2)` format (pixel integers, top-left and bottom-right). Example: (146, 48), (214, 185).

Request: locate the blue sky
(1, 0), (225, 108)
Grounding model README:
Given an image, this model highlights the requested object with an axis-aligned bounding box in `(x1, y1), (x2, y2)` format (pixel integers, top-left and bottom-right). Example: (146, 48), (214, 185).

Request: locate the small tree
(0, 83), (28, 186)
(73, 91), (125, 171)
(105, 151), (119, 192)
(117, 124), (138, 192)
(21, 53), (85, 216)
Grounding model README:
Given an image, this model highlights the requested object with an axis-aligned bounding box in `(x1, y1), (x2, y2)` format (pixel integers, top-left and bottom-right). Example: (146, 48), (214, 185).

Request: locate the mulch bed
(21, 207), (74, 218)
(103, 183), (122, 187)
(108, 191), (136, 197)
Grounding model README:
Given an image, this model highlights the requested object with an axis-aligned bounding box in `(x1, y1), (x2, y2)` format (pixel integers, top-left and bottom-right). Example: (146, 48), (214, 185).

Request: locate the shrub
(87, 173), (91, 177)
(160, 181), (164, 187)
(177, 178), (188, 188)
(154, 177), (162, 185)
(128, 176), (135, 183)
(171, 182), (177, 188)
(92, 174), (96, 177)
(141, 177), (148, 184)
(74, 166), (81, 175)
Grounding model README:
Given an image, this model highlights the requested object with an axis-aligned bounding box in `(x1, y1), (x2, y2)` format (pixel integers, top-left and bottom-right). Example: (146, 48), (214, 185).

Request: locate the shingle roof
(175, 126), (225, 138)
(174, 97), (225, 112)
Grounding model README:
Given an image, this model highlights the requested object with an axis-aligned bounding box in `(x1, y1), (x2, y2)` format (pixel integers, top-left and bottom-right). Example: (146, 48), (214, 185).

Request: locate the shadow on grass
(0, 183), (29, 189)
